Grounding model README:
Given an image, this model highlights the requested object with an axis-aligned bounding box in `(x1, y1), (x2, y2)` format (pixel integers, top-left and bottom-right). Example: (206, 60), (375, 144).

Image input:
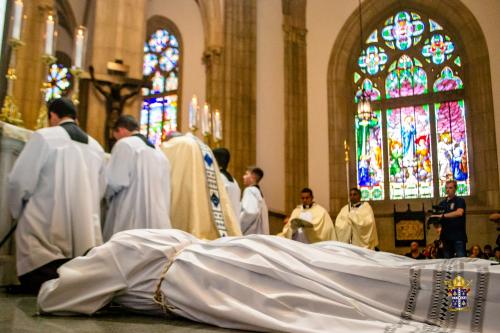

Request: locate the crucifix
(88, 60), (150, 150)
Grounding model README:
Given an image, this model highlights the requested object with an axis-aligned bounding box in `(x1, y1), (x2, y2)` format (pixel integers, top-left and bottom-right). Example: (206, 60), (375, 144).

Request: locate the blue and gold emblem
(444, 275), (472, 312)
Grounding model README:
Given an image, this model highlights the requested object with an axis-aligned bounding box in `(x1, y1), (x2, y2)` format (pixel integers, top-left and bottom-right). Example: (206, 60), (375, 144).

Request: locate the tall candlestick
(213, 110), (222, 141)
(189, 95), (198, 130)
(73, 26), (86, 69)
(11, 0), (23, 40)
(201, 103), (211, 135)
(44, 14), (54, 56)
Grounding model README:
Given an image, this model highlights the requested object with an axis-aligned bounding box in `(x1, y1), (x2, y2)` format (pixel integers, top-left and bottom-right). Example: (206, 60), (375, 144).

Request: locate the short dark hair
(446, 179), (457, 188)
(113, 115), (139, 131)
(301, 187), (313, 197)
(213, 148), (230, 170)
(47, 98), (77, 119)
(248, 166), (264, 183)
(350, 187), (361, 196)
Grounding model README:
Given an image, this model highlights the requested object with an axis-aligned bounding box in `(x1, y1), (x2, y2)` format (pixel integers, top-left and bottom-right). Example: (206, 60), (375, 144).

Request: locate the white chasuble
(278, 203), (337, 243)
(335, 202), (379, 249)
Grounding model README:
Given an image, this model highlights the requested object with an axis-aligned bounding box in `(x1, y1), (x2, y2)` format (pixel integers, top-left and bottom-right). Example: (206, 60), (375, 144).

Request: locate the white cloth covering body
(240, 186), (269, 235)
(103, 136), (171, 241)
(8, 126), (105, 276)
(220, 172), (241, 220)
(38, 230), (499, 333)
(335, 202), (379, 249)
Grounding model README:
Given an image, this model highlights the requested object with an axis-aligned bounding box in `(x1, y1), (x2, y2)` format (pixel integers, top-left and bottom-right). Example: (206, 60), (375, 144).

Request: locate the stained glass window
(385, 55), (427, 98)
(353, 10), (469, 200)
(45, 63), (71, 102)
(387, 106), (433, 199)
(356, 111), (384, 200)
(141, 26), (180, 147)
(435, 100), (469, 196)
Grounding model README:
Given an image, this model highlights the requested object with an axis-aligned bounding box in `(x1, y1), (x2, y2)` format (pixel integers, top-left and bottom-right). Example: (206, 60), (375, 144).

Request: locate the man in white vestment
(102, 115), (171, 241)
(213, 147), (241, 219)
(278, 187), (336, 243)
(335, 187), (379, 249)
(38, 229), (499, 333)
(8, 98), (105, 293)
(240, 166), (269, 235)
(160, 134), (241, 239)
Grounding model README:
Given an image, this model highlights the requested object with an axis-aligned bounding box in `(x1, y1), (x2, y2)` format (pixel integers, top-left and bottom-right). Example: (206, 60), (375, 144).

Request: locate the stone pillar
(14, 0), (55, 130)
(222, 0), (257, 181)
(86, 0), (146, 147)
(282, 0), (308, 213)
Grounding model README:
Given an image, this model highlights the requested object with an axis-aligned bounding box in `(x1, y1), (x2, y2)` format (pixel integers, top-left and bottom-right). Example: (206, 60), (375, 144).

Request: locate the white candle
(11, 0), (23, 40)
(74, 27), (85, 68)
(213, 111), (222, 141)
(44, 14), (54, 55)
(189, 95), (198, 129)
(202, 103), (211, 135)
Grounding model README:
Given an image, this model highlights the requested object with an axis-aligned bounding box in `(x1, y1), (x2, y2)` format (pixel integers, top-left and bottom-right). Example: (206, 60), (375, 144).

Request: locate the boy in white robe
(103, 115), (171, 241)
(8, 98), (105, 293)
(38, 229), (499, 333)
(240, 166), (269, 235)
(213, 147), (241, 219)
(335, 187), (379, 249)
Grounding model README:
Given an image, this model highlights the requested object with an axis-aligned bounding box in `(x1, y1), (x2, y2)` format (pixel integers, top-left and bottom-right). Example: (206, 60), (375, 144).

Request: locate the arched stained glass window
(141, 24), (181, 147)
(44, 63), (71, 101)
(353, 10), (468, 201)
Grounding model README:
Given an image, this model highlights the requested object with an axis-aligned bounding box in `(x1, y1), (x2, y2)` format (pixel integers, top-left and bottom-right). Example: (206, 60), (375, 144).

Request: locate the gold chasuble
(278, 203), (336, 243)
(160, 134), (241, 239)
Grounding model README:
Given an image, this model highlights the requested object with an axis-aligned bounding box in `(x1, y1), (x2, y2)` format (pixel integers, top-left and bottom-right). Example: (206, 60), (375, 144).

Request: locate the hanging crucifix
(89, 60), (150, 150)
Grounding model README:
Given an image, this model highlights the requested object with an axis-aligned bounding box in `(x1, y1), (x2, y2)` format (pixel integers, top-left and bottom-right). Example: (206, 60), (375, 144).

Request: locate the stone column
(282, 0), (308, 213)
(14, 0), (55, 129)
(222, 0), (257, 181)
(85, 0), (146, 147)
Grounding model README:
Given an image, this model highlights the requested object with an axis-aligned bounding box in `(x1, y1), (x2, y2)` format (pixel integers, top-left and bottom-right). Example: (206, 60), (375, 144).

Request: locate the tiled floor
(0, 289), (243, 332)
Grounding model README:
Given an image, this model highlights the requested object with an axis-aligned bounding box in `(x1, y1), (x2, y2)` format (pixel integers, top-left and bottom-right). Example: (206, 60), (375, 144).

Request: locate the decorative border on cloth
(470, 265), (489, 333)
(425, 260), (462, 330)
(194, 136), (228, 237)
(383, 267), (422, 333)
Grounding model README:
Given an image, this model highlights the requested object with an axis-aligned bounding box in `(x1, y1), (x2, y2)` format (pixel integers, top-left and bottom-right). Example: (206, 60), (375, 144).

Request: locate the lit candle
(213, 110), (222, 141)
(73, 27), (86, 68)
(44, 14), (55, 55)
(189, 95), (198, 130)
(201, 103), (211, 135)
(11, 0), (23, 40)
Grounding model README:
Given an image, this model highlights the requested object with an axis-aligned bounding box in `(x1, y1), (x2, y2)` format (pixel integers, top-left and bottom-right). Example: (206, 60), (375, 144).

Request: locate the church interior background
(1, 0), (500, 285)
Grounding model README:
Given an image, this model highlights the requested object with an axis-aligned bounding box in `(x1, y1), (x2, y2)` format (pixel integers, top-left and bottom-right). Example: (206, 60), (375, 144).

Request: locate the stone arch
(327, 0), (498, 213)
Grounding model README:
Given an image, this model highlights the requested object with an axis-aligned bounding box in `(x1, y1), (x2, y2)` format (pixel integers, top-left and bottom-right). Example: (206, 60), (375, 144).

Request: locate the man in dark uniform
(431, 179), (467, 258)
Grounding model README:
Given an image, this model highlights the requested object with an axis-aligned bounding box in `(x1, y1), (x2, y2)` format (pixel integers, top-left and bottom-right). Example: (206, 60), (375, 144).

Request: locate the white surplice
(38, 229), (499, 333)
(220, 172), (241, 219)
(240, 186), (269, 235)
(8, 126), (105, 276)
(103, 136), (171, 241)
(335, 202), (379, 249)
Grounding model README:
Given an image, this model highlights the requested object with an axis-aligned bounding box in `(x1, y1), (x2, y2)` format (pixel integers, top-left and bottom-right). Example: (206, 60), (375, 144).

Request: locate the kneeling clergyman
(335, 187), (379, 250)
(278, 187), (336, 243)
(8, 98), (105, 294)
(103, 115), (172, 241)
